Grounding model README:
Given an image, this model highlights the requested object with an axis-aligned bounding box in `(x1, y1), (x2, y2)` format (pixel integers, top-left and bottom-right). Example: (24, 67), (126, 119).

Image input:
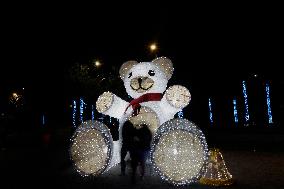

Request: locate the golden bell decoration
(199, 148), (234, 186)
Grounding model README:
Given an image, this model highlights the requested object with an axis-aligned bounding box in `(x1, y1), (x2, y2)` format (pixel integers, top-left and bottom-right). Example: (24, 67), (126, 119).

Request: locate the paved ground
(1, 148), (283, 189)
(0, 130), (284, 189)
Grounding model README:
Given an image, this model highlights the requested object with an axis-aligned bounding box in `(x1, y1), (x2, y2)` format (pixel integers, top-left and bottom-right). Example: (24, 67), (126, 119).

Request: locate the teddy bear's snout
(130, 76), (154, 93)
(137, 77), (143, 85)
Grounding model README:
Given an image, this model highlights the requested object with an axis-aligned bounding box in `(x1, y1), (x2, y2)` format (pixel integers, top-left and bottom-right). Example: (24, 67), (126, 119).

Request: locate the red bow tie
(124, 93), (162, 116)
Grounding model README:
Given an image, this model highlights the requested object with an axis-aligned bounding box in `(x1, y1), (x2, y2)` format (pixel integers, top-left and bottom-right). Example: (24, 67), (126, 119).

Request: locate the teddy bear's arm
(96, 91), (131, 120)
(160, 85), (191, 117)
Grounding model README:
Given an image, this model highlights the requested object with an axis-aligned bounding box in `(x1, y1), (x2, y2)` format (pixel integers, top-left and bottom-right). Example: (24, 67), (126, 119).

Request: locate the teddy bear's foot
(70, 120), (113, 176)
(150, 118), (208, 186)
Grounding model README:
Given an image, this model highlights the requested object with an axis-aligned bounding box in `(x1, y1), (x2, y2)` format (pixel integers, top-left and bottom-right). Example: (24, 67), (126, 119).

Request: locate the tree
(64, 61), (126, 102)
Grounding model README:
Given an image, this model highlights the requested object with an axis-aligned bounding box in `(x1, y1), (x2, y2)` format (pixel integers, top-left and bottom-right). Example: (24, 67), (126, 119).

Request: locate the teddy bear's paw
(165, 85), (191, 109)
(96, 91), (114, 113)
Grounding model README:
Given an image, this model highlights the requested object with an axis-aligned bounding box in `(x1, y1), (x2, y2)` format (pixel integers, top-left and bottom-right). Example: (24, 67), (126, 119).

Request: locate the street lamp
(95, 60), (101, 67)
(92, 58), (102, 68)
(149, 43), (158, 58)
(150, 43), (157, 51)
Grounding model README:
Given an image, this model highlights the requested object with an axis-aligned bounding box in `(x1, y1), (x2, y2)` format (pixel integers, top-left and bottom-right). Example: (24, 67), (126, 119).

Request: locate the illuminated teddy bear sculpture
(70, 57), (208, 186)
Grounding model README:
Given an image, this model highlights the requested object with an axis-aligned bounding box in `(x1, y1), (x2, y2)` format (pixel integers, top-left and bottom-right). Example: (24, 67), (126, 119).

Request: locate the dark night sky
(1, 2), (283, 126)
(2, 3), (282, 81)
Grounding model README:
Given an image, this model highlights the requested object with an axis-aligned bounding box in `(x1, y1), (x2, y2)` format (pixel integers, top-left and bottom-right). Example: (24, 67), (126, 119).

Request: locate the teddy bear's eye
(128, 72), (132, 78)
(148, 70), (155, 76)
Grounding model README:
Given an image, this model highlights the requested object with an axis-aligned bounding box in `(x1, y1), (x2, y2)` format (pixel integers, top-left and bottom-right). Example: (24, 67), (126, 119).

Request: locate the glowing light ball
(70, 120), (113, 176)
(150, 118), (208, 185)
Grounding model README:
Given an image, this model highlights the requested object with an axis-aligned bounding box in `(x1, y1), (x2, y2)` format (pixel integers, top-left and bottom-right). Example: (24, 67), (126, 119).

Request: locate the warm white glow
(12, 93), (18, 98)
(150, 43), (157, 51)
(95, 60), (101, 67)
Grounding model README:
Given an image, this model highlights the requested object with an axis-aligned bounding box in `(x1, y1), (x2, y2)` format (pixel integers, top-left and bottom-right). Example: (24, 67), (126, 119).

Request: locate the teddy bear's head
(119, 57), (174, 99)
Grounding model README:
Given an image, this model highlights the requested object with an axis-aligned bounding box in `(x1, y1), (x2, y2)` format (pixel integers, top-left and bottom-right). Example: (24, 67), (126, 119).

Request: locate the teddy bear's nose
(138, 77), (142, 84)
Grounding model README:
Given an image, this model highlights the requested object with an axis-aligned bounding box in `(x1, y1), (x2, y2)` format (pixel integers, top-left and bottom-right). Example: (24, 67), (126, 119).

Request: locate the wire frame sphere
(150, 118), (208, 185)
(70, 120), (113, 176)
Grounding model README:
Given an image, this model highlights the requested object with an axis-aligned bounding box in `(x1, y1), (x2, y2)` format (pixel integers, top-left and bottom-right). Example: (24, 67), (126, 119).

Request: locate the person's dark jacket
(131, 124), (152, 151)
(122, 120), (135, 148)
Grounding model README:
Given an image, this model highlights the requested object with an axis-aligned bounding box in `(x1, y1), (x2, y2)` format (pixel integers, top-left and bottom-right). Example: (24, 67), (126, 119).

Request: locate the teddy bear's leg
(150, 118), (208, 185)
(70, 120), (114, 176)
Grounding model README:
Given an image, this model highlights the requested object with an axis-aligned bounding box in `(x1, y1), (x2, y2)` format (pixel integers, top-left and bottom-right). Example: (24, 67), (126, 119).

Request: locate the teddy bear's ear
(152, 57), (174, 80)
(119, 60), (138, 80)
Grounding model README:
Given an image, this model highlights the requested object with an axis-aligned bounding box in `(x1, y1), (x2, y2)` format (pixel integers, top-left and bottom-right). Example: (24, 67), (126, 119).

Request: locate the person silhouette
(129, 123), (152, 184)
(120, 120), (134, 176)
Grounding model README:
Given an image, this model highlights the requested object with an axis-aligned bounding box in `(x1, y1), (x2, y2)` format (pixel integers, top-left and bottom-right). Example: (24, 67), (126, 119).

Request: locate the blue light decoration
(72, 100), (77, 127)
(98, 113), (105, 122)
(233, 98), (238, 124)
(42, 114), (45, 126)
(208, 98), (213, 125)
(265, 82), (273, 124)
(91, 105), (95, 122)
(177, 110), (184, 118)
(79, 97), (86, 123)
(242, 81), (250, 124)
